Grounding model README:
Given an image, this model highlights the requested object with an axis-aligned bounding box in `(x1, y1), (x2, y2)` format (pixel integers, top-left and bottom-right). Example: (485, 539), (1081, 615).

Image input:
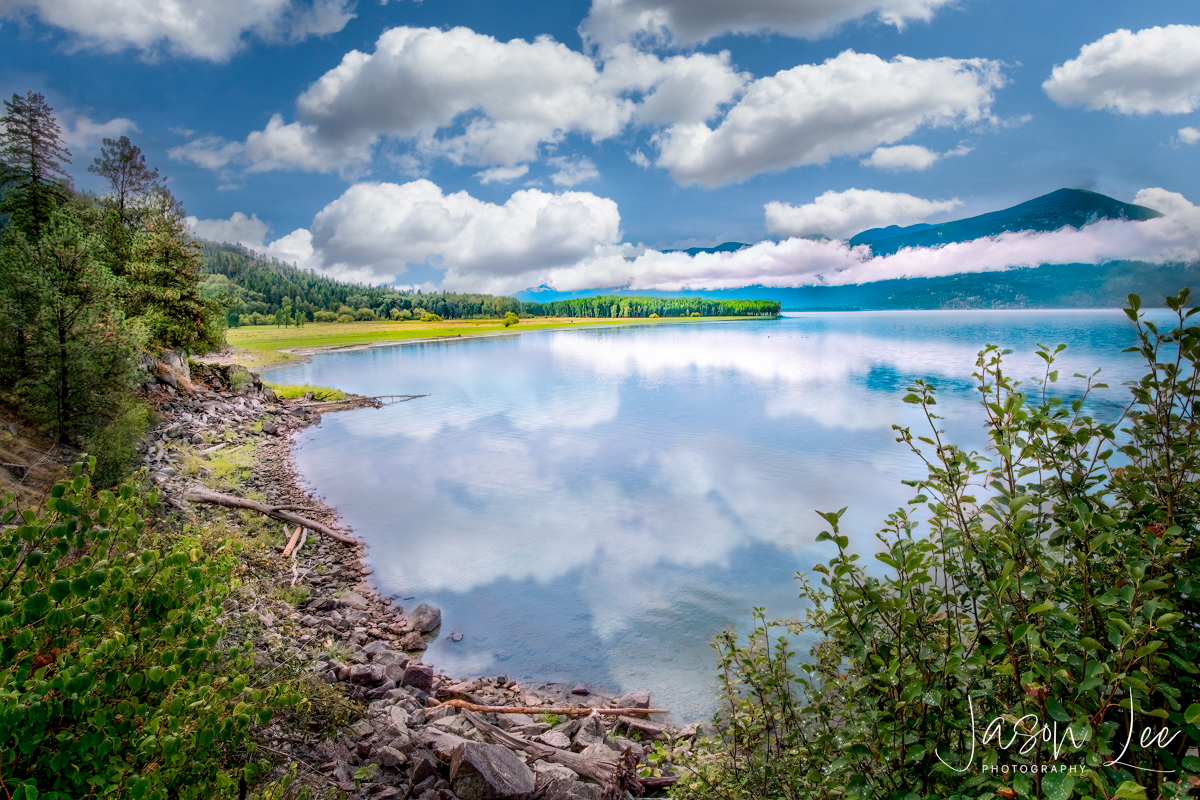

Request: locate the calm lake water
(266, 310), (1168, 721)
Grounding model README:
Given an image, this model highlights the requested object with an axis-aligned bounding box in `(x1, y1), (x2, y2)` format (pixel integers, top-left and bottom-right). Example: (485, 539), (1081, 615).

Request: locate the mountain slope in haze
(849, 188), (1163, 256)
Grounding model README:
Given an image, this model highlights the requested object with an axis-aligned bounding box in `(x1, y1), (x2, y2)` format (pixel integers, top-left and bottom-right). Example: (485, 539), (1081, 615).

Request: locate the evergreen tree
(87, 135), (161, 228)
(0, 213), (139, 443)
(126, 187), (223, 352)
(0, 91), (72, 239)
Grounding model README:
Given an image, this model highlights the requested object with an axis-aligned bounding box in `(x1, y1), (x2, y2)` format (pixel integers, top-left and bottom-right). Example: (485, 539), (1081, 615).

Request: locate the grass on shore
(225, 315), (763, 367)
(264, 382), (347, 401)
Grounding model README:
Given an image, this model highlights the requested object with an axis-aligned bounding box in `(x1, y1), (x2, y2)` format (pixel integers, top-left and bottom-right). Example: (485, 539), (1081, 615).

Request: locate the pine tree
(0, 91), (73, 238)
(87, 135), (161, 228)
(126, 186), (223, 352)
(1, 213), (139, 443)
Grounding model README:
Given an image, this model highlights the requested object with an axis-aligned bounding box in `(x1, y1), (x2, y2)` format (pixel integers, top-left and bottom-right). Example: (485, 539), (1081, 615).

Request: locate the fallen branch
(440, 699), (667, 716)
(460, 709), (641, 798)
(183, 485), (356, 544)
(282, 525), (302, 558)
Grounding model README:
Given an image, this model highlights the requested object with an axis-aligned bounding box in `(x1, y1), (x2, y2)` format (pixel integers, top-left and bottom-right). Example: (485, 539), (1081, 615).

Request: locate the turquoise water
(267, 310), (1167, 721)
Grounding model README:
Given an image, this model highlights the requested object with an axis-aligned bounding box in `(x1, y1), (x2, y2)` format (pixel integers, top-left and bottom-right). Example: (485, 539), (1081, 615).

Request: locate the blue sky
(3, 0), (1199, 294)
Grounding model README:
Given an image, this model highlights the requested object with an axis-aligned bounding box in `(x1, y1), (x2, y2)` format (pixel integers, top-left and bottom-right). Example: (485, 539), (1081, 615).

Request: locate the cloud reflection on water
(271, 311), (1148, 720)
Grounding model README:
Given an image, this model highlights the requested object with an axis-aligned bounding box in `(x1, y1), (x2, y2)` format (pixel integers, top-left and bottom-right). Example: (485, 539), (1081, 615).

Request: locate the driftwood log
(182, 485), (357, 544)
(439, 699), (667, 717)
(282, 525), (303, 558)
(459, 710), (655, 799)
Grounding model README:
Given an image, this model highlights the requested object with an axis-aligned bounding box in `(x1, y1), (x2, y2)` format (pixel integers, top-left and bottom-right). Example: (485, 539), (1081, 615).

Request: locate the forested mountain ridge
(200, 240), (522, 324)
(199, 239), (780, 322)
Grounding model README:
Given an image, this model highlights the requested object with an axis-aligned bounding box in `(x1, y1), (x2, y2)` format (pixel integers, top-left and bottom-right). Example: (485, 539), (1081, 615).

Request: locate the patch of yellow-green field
(223, 316), (767, 368)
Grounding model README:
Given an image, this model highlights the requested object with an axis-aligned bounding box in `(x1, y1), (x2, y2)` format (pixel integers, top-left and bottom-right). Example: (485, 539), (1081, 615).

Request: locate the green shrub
(354, 307), (376, 321)
(0, 461), (302, 798)
(502, 312), (520, 328)
(649, 313), (659, 318)
(82, 397), (152, 488)
(420, 312), (443, 322)
(313, 310), (338, 322)
(336, 313), (354, 323)
(672, 291), (1200, 800)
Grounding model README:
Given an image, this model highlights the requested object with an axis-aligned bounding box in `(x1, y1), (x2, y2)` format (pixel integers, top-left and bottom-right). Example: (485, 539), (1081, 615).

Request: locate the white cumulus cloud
(247, 180), (623, 288)
(861, 144), (939, 171)
(764, 188), (961, 238)
(168, 135), (245, 170)
(581, 0), (956, 46)
(1179, 127), (1200, 145)
(187, 211), (271, 248)
(59, 114), (139, 151)
(177, 26), (748, 175)
(654, 50), (1004, 187)
(549, 156), (600, 186)
(475, 165), (530, 184)
(1043, 25), (1200, 115)
(0, 0), (354, 61)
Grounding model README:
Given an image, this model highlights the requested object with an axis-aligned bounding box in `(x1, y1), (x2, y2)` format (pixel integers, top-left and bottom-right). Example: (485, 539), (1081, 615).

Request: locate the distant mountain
(850, 222), (935, 244)
(516, 188), (1191, 310)
(662, 241), (752, 256)
(849, 188), (1162, 256)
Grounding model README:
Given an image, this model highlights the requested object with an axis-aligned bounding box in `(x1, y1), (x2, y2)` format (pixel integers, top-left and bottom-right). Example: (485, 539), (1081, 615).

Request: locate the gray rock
(495, 713), (535, 731)
(407, 603), (442, 633)
(531, 760), (577, 788)
(616, 715), (667, 741)
(363, 640), (389, 658)
(383, 660), (410, 683)
(401, 663), (434, 693)
(375, 650), (407, 667)
(535, 730), (571, 750)
(449, 742), (536, 800)
(410, 752), (440, 786)
(570, 684), (588, 695)
(165, 423), (184, 438)
(615, 690), (650, 709)
(571, 715), (606, 751)
(399, 631), (428, 651)
(350, 719), (375, 738)
(374, 745), (407, 768)
(261, 420), (279, 435)
(579, 741), (620, 760)
(541, 779), (603, 800)
(339, 591), (370, 610)
(349, 664), (386, 686)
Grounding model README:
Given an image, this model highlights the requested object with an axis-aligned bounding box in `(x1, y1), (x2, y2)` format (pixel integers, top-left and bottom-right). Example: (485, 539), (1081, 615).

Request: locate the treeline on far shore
(521, 295), (781, 318)
(202, 240), (782, 324)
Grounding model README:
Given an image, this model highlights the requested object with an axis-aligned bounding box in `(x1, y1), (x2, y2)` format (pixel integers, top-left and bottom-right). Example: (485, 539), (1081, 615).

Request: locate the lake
(265, 309), (1165, 722)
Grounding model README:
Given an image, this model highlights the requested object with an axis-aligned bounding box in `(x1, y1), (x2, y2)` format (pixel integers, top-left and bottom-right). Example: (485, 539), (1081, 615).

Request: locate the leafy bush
(336, 313), (354, 323)
(0, 461), (302, 798)
(502, 311), (520, 328)
(81, 396), (152, 488)
(420, 312), (443, 322)
(649, 313), (659, 318)
(313, 310), (338, 322)
(671, 291), (1200, 800)
(354, 307), (376, 321)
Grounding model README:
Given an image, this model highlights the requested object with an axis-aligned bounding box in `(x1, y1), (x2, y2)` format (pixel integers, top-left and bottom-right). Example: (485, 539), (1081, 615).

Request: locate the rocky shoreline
(139, 352), (695, 800)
